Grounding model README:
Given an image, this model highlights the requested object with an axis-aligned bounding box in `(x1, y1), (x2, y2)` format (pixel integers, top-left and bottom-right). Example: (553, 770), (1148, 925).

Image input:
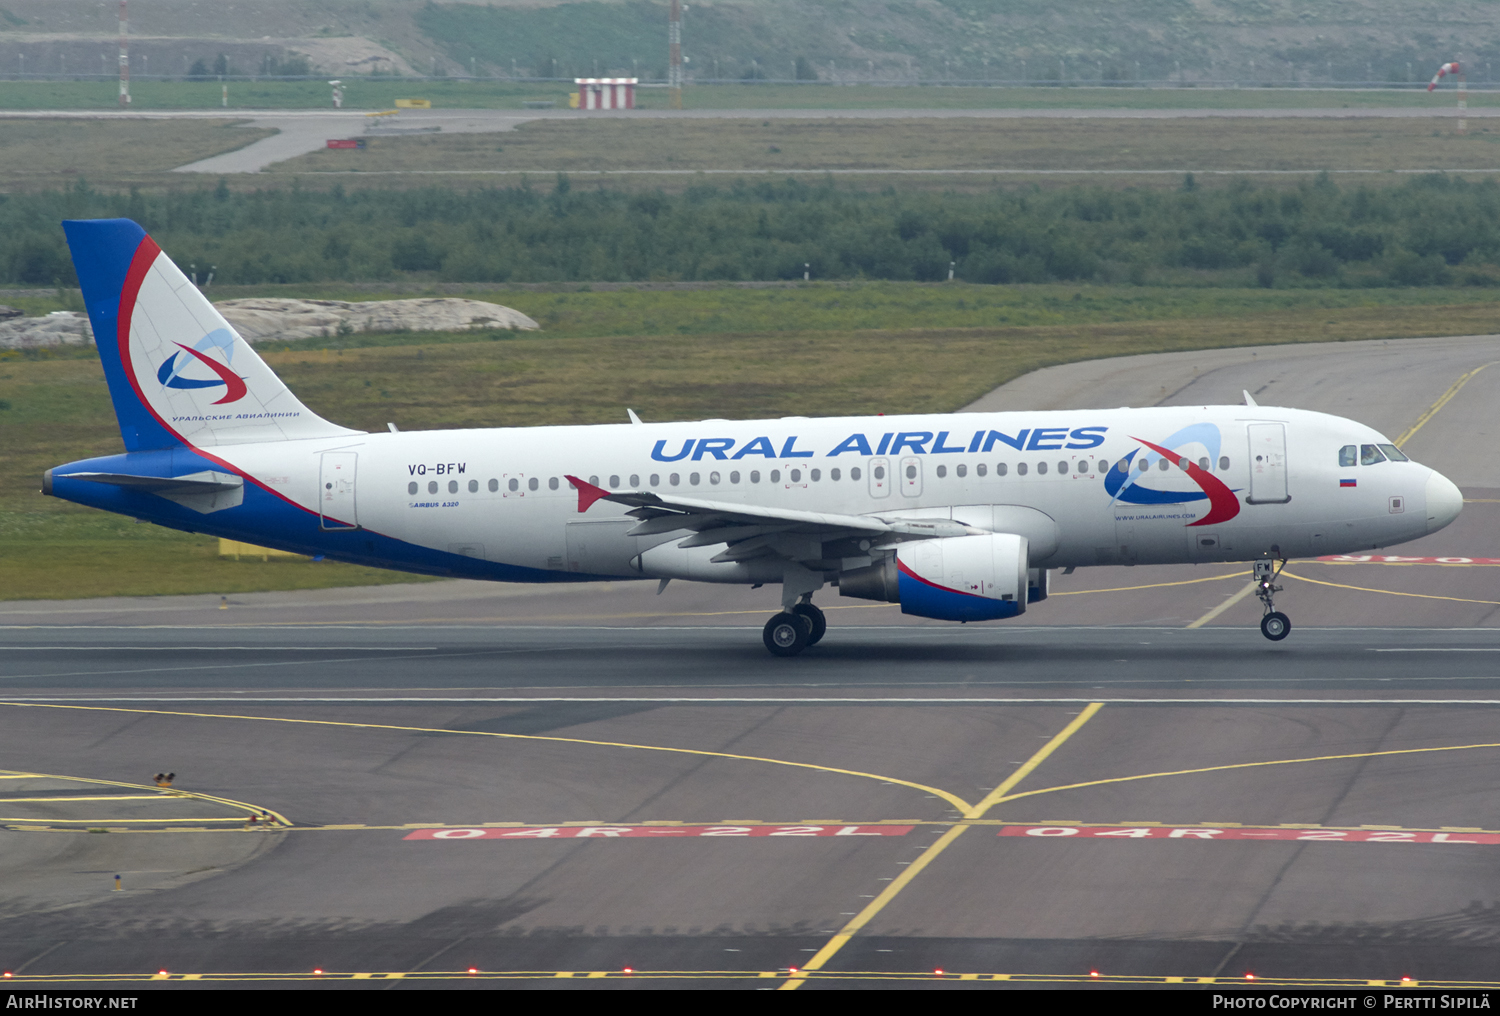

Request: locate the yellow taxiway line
(781, 703), (1104, 990)
(1393, 360), (1496, 449)
(0, 703), (974, 814)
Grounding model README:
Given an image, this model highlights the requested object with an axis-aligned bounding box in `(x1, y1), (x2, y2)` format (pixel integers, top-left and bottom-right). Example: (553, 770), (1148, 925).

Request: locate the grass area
(280, 116), (1500, 177)
(675, 84), (1498, 112)
(5, 107), (1497, 195)
(0, 118), (274, 187)
(0, 79), (1490, 112)
(0, 78), (589, 112)
(5, 284), (1500, 599)
(0, 512), (430, 600)
(14, 281), (1500, 341)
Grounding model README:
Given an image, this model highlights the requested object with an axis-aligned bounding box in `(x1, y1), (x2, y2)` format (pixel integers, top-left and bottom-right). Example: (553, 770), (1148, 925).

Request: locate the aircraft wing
(564, 474), (970, 563)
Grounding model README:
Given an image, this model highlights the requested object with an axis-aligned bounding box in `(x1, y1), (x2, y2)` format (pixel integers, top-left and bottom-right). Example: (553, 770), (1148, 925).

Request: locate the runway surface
(3, 334), (1500, 989)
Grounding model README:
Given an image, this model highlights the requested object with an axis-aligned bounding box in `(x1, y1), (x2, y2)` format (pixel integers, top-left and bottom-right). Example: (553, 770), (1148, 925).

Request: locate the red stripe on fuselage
(1129, 436), (1241, 527)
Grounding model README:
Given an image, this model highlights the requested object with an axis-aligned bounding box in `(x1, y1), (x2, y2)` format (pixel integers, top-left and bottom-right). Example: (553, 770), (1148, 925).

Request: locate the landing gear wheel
(1260, 611), (1291, 641)
(791, 602), (827, 646)
(763, 612), (810, 657)
(1252, 557), (1291, 642)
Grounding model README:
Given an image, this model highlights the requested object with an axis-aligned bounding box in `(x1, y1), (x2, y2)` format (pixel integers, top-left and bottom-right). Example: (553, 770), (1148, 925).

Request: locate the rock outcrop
(0, 298), (539, 349)
(0, 311), (92, 349)
(213, 298), (540, 344)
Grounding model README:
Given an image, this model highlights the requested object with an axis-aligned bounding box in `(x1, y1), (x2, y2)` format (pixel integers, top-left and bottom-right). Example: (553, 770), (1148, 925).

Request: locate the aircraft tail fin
(63, 218), (361, 452)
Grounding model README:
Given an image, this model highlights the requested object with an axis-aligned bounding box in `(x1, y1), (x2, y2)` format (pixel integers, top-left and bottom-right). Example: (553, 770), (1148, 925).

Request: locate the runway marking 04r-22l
(404, 824), (913, 840)
(999, 825), (1500, 844)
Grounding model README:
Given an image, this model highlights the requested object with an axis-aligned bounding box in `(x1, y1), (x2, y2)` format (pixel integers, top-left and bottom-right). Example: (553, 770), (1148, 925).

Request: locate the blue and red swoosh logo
(1104, 424), (1241, 527)
(155, 328), (247, 405)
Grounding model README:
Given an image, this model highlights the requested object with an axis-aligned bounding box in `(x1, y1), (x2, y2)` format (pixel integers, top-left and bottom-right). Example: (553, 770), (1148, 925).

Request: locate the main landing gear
(1254, 557), (1291, 641)
(763, 600), (826, 657)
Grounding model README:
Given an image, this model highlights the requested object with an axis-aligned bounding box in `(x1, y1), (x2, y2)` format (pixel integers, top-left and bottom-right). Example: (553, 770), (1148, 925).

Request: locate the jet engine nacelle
(839, 533), (1030, 622)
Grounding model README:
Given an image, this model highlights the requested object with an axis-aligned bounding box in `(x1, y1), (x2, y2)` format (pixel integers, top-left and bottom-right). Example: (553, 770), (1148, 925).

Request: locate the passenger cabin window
(469, 479), (479, 493)
(1098, 460), (1110, 473)
(729, 471), (740, 484)
(508, 478), (519, 492)
(528, 477), (539, 491)
(429, 481), (439, 494)
(1075, 461), (1087, 473)
(977, 464), (987, 477)
(609, 475), (620, 488)
(549, 477), (559, 490)
(830, 468), (841, 481)
(1158, 458), (1170, 471)
(488, 478), (499, 492)
(670, 473), (680, 486)
(448, 480), (459, 493)
(750, 470), (761, 483)
(872, 466), (884, 480)
(630, 474), (640, 486)
(771, 469), (781, 482)
(690, 472), (700, 485)
(1339, 445), (1357, 467)
(1037, 462), (1048, 475)
(1198, 457), (1210, 471)
(589, 475), (599, 486)
(1017, 463), (1028, 476)
(1219, 456), (1230, 471)
(936, 465), (947, 478)
(650, 474), (660, 486)
(997, 463), (1007, 476)
(790, 469), (802, 482)
(1058, 460), (1069, 474)
(1379, 444), (1409, 462)
(810, 469), (820, 481)
(957, 464), (967, 478)
(1361, 444), (1387, 466)
(1116, 460), (1129, 473)
(710, 471), (721, 484)
(851, 467), (862, 481)
(408, 481), (418, 495)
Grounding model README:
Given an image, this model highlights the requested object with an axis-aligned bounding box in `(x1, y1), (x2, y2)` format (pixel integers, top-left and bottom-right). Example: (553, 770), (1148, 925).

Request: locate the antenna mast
(669, 0), (682, 109)
(118, 0), (130, 107)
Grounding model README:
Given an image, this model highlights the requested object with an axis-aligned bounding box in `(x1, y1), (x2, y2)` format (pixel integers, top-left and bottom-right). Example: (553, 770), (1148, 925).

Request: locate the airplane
(42, 219), (1464, 656)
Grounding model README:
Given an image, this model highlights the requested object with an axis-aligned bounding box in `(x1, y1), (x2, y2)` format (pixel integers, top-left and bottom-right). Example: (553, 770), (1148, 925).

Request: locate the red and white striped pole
(118, 0), (129, 107)
(1428, 60), (1463, 132)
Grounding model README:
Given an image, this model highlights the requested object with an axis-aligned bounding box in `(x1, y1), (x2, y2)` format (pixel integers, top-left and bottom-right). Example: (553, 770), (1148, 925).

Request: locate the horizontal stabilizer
(62, 470), (244, 514)
(66, 471), (243, 493)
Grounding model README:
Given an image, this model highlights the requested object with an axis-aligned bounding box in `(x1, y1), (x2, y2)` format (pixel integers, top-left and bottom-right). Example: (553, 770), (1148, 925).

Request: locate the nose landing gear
(1254, 557), (1291, 641)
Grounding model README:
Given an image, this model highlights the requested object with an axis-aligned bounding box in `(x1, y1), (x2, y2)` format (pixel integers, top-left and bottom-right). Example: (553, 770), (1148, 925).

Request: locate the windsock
(1429, 61), (1461, 91)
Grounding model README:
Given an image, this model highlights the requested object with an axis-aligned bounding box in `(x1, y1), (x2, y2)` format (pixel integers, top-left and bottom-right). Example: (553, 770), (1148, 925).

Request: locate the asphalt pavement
(3, 333), (1500, 989)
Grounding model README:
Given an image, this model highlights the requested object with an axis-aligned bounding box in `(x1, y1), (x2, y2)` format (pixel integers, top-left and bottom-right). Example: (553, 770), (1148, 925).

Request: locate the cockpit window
(1339, 445), (1357, 467)
(1379, 443), (1409, 462)
(1360, 444), (1387, 466)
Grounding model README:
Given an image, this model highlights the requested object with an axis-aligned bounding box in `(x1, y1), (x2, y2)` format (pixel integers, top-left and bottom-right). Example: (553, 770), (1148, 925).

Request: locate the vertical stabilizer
(63, 218), (361, 451)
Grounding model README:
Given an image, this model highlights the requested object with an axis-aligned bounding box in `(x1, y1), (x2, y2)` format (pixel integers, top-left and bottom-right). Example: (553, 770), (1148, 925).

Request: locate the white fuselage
(214, 405), (1458, 582)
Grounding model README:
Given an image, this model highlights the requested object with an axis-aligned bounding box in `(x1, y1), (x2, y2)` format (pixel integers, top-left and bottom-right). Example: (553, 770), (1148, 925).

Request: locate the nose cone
(1425, 470), (1463, 534)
